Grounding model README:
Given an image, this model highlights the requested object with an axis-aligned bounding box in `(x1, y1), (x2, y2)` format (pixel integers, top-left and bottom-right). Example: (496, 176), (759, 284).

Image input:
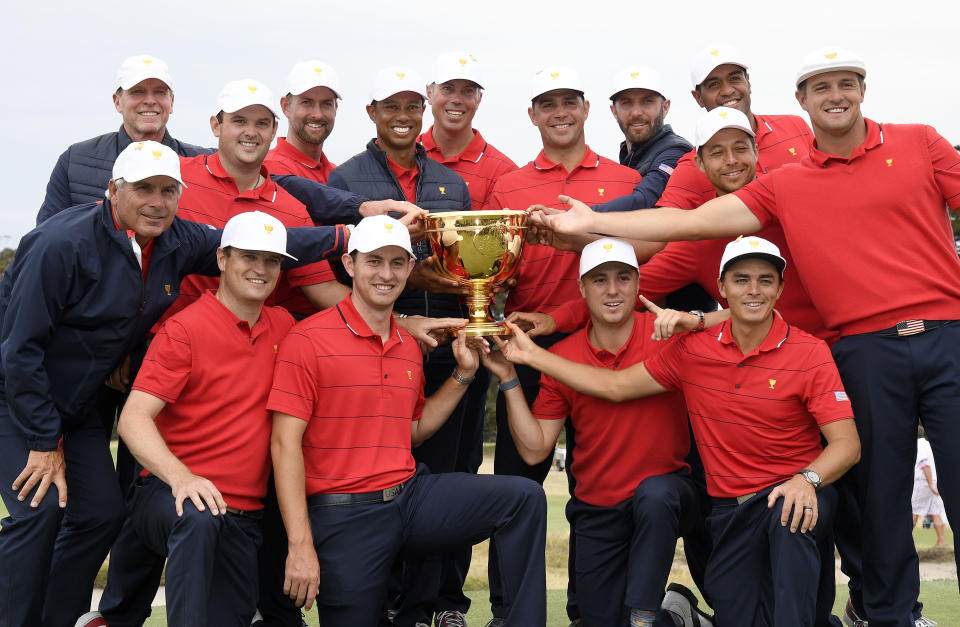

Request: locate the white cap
(112, 140), (186, 186)
(610, 66), (667, 101)
(530, 66), (584, 102)
(347, 215), (414, 255)
(370, 66), (428, 102)
(115, 54), (173, 91)
(579, 238), (639, 278)
(286, 60), (342, 99)
(719, 236), (786, 278)
(795, 47), (866, 87)
(432, 51), (484, 88)
(690, 45), (749, 88)
(695, 106), (755, 148)
(216, 79), (278, 118)
(220, 211), (297, 260)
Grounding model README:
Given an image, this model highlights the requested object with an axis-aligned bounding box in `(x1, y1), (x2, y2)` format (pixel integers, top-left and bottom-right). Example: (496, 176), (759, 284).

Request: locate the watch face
(804, 470), (821, 487)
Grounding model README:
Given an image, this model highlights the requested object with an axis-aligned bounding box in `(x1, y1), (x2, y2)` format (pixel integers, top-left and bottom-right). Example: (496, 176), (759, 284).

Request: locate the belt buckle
(382, 483), (403, 502)
(736, 492), (757, 505)
(896, 320), (925, 336)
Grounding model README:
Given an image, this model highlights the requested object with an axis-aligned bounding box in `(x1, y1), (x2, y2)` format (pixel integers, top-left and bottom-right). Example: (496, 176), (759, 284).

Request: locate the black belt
(712, 492), (758, 507)
(225, 507), (264, 520)
(870, 319), (954, 337)
(307, 481), (406, 507)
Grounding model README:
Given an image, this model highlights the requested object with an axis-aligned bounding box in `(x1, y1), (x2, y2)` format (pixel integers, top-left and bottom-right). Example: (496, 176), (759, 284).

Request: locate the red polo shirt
(163, 153), (333, 323)
(734, 120), (960, 336)
(267, 296), (423, 495)
(644, 314), (853, 498)
(386, 155), (418, 203)
(658, 113), (813, 209)
(133, 291), (295, 511)
(551, 231), (837, 344)
(533, 311), (688, 507)
(264, 137), (336, 183)
(489, 147), (642, 315)
(418, 127), (518, 209)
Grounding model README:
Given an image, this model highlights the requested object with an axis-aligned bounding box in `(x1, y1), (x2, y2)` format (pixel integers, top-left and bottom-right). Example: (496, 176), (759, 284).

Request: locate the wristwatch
(690, 309), (705, 332)
(451, 368), (475, 385)
(796, 468), (822, 490)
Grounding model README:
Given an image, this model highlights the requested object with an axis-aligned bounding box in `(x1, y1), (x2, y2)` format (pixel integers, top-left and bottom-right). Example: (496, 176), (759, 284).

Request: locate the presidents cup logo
(264, 224), (274, 234)
(143, 58), (153, 66)
(769, 379), (777, 390)
(824, 52), (838, 59)
(152, 150), (163, 160)
(248, 85), (258, 94)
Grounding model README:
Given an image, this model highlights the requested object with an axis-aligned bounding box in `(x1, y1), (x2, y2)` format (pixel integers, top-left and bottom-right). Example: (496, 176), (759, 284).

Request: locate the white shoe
(661, 583), (713, 627)
(915, 617), (938, 627)
(74, 612), (109, 627)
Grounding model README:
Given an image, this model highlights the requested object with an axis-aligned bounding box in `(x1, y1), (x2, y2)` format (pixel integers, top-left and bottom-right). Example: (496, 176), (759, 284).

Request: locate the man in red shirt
(537, 47), (959, 627)
(268, 215), (546, 626)
(483, 238), (710, 627)
(496, 237), (860, 626)
(105, 212), (298, 627)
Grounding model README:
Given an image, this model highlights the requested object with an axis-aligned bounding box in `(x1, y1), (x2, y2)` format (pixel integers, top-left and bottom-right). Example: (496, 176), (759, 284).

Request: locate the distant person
(913, 428), (948, 547)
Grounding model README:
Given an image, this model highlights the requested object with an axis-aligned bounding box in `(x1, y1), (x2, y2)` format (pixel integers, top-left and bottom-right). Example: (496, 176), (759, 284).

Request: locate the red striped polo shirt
(264, 137), (337, 183)
(419, 127), (518, 209)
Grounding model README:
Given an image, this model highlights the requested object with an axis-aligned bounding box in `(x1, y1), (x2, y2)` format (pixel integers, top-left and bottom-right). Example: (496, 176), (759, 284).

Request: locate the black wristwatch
(690, 309), (705, 332)
(796, 468), (822, 490)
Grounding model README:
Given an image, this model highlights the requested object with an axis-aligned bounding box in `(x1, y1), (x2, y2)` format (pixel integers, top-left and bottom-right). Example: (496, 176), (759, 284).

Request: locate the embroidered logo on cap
(248, 85), (257, 94)
(630, 72), (639, 79)
(824, 52), (838, 59)
(769, 379), (777, 390)
(458, 58), (467, 66)
(718, 111), (728, 119)
(384, 223), (394, 232)
(550, 72), (559, 79)
(603, 243), (613, 252)
(152, 150), (162, 160)
(134, 142), (145, 151)
(143, 58), (153, 66)
(710, 50), (719, 56)
(314, 67), (323, 74)
(749, 239), (759, 248)
(396, 72), (405, 79)
(264, 224), (274, 234)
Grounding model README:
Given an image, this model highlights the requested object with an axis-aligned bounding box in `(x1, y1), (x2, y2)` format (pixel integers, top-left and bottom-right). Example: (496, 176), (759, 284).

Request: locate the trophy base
(463, 321), (512, 337)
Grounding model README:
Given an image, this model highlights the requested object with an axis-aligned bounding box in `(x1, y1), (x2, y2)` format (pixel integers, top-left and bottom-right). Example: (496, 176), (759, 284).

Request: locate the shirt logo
(164, 284), (171, 296)
(439, 186), (446, 195)
(248, 85), (258, 94)
(824, 52), (838, 59)
(835, 390), (848, 401)
(274, 344), (279, 353)
(768, 379), (777, 390)
(465, 181), (470, 186)
(598, 188), (605, 196)
(264, 224), (274, 234)
(886, 158), (894, 167)
(407, 370), (413, 380)
(788, 147), (796, 156)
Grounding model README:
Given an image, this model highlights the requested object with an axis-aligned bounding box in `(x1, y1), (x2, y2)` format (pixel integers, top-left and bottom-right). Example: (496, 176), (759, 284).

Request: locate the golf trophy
(424, 210), (528, 336)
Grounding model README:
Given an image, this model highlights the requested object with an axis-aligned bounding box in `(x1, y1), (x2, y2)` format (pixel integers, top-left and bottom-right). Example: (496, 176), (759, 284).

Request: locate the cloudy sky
(3, 0), (957, 247)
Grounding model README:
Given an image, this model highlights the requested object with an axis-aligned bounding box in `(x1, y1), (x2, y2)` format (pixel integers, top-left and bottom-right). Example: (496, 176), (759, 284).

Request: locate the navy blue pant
(309, 466), (546, 626)
(254, 476), (304, 627)
(832, 323), (960, 627)
(0, 410), (125, 627)
(395, 364), (490, 625)
(568, 471), (702, 626)
(129, 474), (262, 627)
(705, 484), (836, 627)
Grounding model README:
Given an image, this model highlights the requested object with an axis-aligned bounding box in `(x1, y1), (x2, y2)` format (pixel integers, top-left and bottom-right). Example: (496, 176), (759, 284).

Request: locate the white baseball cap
(719, 236), (786, 278)
(579, 238), (639, 278)
(690, 45), (749, 88)
(347, 215), (414, 255)
(610, 66), (667, 101)
(217, 79), (278, 118)
(115, 54), (173, 91)
(432, 51), (484, 88)
(286, 60), (342, 99)
(795, 47), (867, 87)
(695, 106), (755, 148)
(370, 66), (428, 102)
(220, 211), (297, 260)
(112, 140), (186, 186)
(530, 66), (584, 102)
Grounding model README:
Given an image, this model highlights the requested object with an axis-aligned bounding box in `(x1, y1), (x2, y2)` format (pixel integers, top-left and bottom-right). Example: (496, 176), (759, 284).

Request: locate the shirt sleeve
(271, 174), (363, 224)
(267, 329), (318, 422)
(731, 174), (779, 227)
(656, 152), (711, 210)
(131, 319), (193, 404)
(286, 261), (336, 286)
(594, 144), (689, 213)
(643, 335), (685, 391)
(531, 371), (572, 421)
(551, 298), (591, 333)
(925, 125), (960, 211)
(638, 241), (706, 303)
(800, 342), (854, 427)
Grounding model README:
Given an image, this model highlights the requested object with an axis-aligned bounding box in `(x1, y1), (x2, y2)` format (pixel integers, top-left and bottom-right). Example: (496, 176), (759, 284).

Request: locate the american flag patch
(835, 391), (849, 402)
(896, 320), (925, 336)
(658, 163), (675, 175)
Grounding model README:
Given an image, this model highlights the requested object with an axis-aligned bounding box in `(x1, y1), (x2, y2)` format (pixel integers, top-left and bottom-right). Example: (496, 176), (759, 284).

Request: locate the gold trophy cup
(424, 210), (528, 336)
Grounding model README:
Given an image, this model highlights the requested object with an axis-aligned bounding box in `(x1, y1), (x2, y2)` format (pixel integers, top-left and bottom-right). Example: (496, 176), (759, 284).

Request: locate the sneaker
(416, 623), (431, 627)
(570, 620), (582, 627)
(661, 583), (714, 627)
(842, 598), (868, 627)
(483, 620), (506, 627)
(74, 612), (109, 627)
(435, 610), (468, 627)
(915, 617), (938, 627)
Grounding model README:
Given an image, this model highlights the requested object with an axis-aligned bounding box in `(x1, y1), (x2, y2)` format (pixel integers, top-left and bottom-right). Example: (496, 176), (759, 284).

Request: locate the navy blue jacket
(595, 124), (692, 212)
(327, 140), (471, 322)
(0, 201), (348, 450)
(38, 125), (212, 225)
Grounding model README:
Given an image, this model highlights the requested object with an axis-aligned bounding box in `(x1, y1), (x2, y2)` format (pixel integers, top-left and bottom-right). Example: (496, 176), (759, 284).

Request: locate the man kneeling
(268, 215), (547, 625)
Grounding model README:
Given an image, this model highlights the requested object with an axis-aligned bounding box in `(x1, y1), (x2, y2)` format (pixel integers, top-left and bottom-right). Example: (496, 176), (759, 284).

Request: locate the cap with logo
(610, 66), (667, 102)
(795, 47), (866, 87)
(695, 106), (755, 149)
(115, 54), (173, 91)
(432, 51), (484, 89)
(217, 79), (278, 118)
(347, 215), (414, 255)
(690, 45), (749, 89)
(287, 60), (342, 99)
(719, 236), (787, 278)
(579, 237), (639, 278)
(221, 211), (297, 260)
(370, 67), (428, 102)
(112, 140), (186, 186)
(530, 66), (584, 102)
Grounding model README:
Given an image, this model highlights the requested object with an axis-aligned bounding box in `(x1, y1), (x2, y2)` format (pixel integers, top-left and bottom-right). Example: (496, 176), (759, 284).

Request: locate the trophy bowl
(424, 210), (528, 336)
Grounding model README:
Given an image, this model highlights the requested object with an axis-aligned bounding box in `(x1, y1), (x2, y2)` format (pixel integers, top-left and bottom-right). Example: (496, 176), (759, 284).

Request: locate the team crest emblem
(143, 58), (153, 66)
(164, 284), (171, 295)
(274, 345), (278, 353)
(603, 243), (613, 252)
(630, 72), (639, 79)
(886, 159), (893, 167)
(264, 224), (274, 234)
(598, 188), (605, 197)
(439, 186), (446, 195)
(384, 223), (394, 232)
(396, 72), (405, 78)
(718, 111), (727, 119)
(824, 52), (838, 59)
(749, 239), (759, 248)
(769, 379), (777, 390)
(134, 142), (145, 151)
(550, 72), (559, 79)
(314, 67), (323, 74)
(458, 58), (467, 66)
(407, 370), (413, 380)
(152, 150), (162, 160)
(788, 147), (796, 156)
(248, 85), (257, 94)
(710, 50), (719, 56)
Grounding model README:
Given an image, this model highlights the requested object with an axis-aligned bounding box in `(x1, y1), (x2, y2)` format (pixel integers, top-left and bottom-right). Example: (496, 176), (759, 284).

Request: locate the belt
(712, 492), (757, 507)
(870, 319), (954, 337)
(307, 481), (407, 507)
(225, 507), (264, 520)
